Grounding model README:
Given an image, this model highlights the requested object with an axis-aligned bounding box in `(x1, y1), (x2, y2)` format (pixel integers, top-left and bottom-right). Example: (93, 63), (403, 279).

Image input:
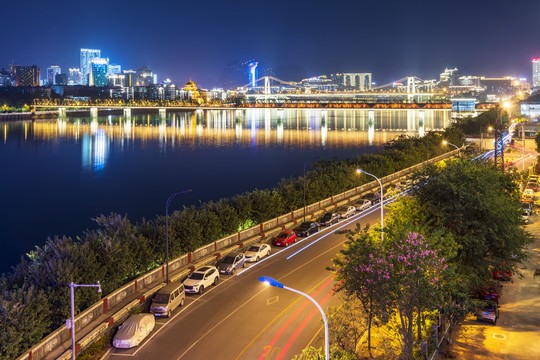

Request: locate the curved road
(105, 199), (389, 360)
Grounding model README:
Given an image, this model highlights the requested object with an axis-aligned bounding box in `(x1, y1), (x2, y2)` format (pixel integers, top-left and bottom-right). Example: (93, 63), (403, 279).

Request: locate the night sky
(2, 0), (540, 88)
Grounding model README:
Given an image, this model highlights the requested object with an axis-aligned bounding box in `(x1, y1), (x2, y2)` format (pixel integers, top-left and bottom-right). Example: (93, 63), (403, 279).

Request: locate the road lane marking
(256, 277), (334, 360)
(267, 296), (279, 305)
(234, 275), (334, 360)
(285, 191), (407, 260)
(275, 289), (334, 360)
(117, 272), (239, 356)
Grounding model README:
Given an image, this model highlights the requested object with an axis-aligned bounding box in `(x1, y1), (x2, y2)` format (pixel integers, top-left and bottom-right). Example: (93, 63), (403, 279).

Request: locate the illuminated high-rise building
(80, 48), (101, 85)
(533, 58), (540, 88)
(123, 69), (136, 87)
(47, 65), (61, 85)
(15, 65), (40, 86)
(248, 62), (258, 87)
(69, 68), (81, 85)
(108, 64), (121, 75)
(136, 66), (155, 86)
(89, 58), (109, 87)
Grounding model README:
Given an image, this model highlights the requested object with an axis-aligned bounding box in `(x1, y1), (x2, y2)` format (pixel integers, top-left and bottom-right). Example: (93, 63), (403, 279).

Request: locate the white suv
(183, 266), (219, 294)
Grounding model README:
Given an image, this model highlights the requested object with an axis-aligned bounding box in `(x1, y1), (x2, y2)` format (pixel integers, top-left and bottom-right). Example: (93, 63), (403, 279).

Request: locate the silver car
(244, 243), (271, 262)
(217, 252), (246, 275)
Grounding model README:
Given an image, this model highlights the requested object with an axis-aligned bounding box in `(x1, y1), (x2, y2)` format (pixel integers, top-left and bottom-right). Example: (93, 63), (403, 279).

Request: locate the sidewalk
(440, 201), (540, 359)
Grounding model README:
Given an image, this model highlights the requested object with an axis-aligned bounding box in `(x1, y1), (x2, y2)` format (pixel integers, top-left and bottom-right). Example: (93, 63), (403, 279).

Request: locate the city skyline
(2, 0), (540, 88)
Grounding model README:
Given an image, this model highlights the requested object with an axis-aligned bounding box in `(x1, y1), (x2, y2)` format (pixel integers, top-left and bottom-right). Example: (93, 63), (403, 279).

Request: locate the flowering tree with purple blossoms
(332, 232), (392, 356)
(383, 232), (447, 360)
(333, 231), (448, 360)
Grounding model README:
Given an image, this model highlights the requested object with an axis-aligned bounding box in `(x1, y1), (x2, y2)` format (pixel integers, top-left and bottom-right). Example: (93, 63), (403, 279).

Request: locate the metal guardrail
(16, 148), (460, 360)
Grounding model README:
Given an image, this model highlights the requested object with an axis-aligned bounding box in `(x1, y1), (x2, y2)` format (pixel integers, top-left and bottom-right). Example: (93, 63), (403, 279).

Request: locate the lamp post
(516, 122), (525, 172)
(259, 276), (329, 360)
(303, 163), (307, 222)
(69, 281), (101, 360)
(442, 140), (460, 156)
(166, 189), (192, 283)
(480, 126), (493, 152)
(356, 169), (384, 243)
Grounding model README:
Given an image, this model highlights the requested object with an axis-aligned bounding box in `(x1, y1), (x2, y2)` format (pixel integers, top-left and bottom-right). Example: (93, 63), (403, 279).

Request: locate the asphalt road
(105, 199), (388, 360)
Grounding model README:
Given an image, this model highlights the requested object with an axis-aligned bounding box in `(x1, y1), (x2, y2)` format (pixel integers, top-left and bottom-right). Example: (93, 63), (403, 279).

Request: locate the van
(150, 282), (185, 318)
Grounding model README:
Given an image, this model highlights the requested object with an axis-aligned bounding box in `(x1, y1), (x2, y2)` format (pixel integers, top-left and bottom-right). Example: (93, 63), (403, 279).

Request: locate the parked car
(527, 182), (537, 191)
(361, 192), (381, 204)
(476, 300), (499, 325)
(521, 201), (533, 216)
(244, 243), (271, 262)
(318, 212), (340, 226)
(354, 199), (372, 211)
(523, 188), (534, 200)
(273, 230), (297, 247)
(217, 252), (246, 275)
(400, 179), (412, 190)
(337, 206), (356, 219)
(183, 266), (219, 294)
(113, 314), (155, 348)
(493, 269), (512, 281)
(478, 282), (503, 304)
(150, 282), (185, 318)
(522, 210), (530, 224)
(529, 176), (538, 183)
(295, 221), (320, 237)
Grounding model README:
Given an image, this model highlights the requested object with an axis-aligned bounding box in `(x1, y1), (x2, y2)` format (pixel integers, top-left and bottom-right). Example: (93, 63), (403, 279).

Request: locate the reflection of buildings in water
(418, 111), (425, 137)
(159, 119), (167, 149)
(321, 114), (328, 148)
(16, 108), (451, 153)
(276, 120), (283, 145)
(368, 111), (375, 145)
(265, 108), (271, 144)
(248, 109), (257, 148)
(81, 129), (109, 173)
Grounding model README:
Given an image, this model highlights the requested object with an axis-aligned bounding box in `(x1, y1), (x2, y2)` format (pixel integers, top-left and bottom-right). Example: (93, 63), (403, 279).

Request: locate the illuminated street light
(356, 169), (384, 243)
(166, 189), (192, 283)
(481, 127), (493, 151)
(442, 140), (460, 156)
(259, 276), (329, 360)
(69, 281), (101, 360)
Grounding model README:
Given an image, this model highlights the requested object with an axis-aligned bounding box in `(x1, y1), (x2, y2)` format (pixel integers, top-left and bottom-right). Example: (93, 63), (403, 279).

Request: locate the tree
(0, 285), (51, 359)
(535, 131), (540, 152)
(327, 296), (367, 354)
(332, 231), (391, 356)
(383, 233), (448, 360)
(411, 160), (533, 289)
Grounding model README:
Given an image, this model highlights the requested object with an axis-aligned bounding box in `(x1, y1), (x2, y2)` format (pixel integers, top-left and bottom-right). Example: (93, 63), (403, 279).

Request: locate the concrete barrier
(16, 148), (460, 360)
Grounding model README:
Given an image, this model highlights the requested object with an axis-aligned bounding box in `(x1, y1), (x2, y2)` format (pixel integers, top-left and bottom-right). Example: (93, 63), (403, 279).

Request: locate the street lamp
(356, 169), (384, 243)
(442, 140), (460, 156)
(516, 122), (525, 172)
(69, 281), (101, 360)
(166, 189), (192, 283)
(480, 126), (493, 152)
(303, 163), (307, 222)
(259, 276), (329, 360)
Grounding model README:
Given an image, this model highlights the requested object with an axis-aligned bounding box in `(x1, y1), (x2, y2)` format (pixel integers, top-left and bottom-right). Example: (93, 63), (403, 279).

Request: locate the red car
(479, 282), (503, 304)
(493, 269), (512, 281)
(273, 230), (297, 247)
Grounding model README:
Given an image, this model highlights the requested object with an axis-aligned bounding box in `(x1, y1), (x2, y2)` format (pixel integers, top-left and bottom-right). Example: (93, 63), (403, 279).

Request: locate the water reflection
(81, 129), (109, 173)
(1, 108), (450, 174)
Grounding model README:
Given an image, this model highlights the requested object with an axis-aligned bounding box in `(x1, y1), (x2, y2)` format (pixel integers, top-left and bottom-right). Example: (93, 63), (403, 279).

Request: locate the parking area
(441, 192), (540, 359)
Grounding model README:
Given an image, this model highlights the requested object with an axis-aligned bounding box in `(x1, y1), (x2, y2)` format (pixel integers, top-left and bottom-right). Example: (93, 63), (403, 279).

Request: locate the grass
(77, 335), (112, 360)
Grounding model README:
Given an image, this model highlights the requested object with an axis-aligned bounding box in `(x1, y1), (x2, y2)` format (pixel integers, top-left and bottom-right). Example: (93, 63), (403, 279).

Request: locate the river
(0, 108), (451, 274)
